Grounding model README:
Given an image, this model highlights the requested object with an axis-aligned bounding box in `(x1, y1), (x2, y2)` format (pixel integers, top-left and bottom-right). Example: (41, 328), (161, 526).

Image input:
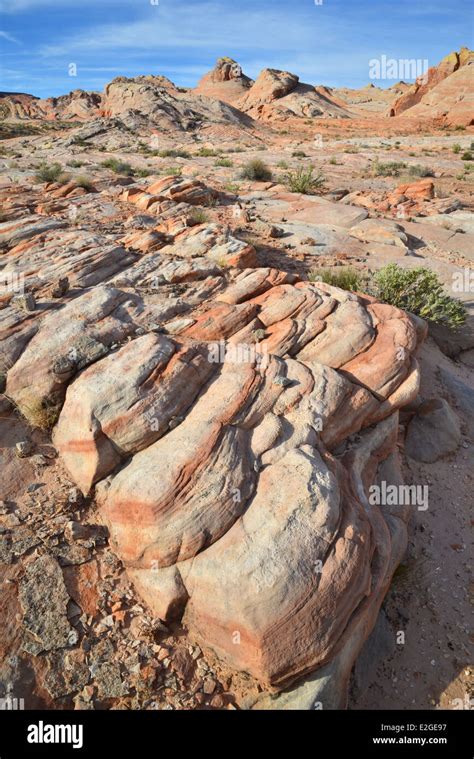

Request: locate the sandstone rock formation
(237, 68), (350, 120)
(101, 75), (254, 132)
(389, 47), (474, 126)
(194, 57), (253, 104)
(0, 165), (428, 698)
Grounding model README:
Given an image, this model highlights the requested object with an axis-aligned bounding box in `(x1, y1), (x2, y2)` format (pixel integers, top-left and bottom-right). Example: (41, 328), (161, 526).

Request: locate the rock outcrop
(194, 57), (253, 104)
(237, 68), (350, 120)
(389, 47), (474, 126)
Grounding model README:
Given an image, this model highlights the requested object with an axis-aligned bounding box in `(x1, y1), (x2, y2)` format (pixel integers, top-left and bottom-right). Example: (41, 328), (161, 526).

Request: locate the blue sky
(0, 0), (473, 98)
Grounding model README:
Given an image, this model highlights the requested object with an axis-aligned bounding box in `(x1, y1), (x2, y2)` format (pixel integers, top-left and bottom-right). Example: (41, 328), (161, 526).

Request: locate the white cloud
(0, 29), (19, 43)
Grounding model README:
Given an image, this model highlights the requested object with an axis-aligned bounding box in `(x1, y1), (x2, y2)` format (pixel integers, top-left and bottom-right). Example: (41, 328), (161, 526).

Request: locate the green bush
(74, 175), (95, 191)
(240, 159), (273, 181)
(135, 168), (152, 178)
(309, 267), (362, 291)
(195, 147), (218, 157)
(101, 158), (134, 176)
(292, 150), (306, 158)
(461, 151), (473, 161)
(215, 157), (233, 167)
(285, 165), (325, 194)
(189, 208), (210, 224)
(372, 160), (407, 177)
(162, 166), (182, 176)
(373, 264), (466, 328)
(452, 143), (461, 154)
(408, 164), (435, 177)
(159, 148), (191, 159)
(35, 162), (63, 183)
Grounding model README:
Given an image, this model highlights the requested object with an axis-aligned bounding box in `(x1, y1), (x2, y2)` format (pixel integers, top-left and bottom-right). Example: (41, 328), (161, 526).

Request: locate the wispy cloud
(0, 29), (19, 43)
(1, 0), (472, 97)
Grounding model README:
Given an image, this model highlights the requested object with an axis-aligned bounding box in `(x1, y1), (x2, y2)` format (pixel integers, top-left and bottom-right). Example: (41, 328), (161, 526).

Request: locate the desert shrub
(372, 160), (407, 176)
(240, 159), (273, 181)
(195, 147), (218, 157)
(285, 165), (324, 194)
(224, 181), (241, 193)
(277, 160), (289, 169)
(163, 166), (182, 176)
(461, 151), (473, 161)
(22, 397), (60, 431)
(101, 158), (134, 176)
(329, 157), (339, 165)
(452, 143), (461, 154)
(408, 164), (435, 177)
(215, 157), (233, 167)
(74, 175), (95, 190)
(159, 148), (191, 159)
(189, 208), (210, 225)
(309, 267), (362, 291)
(135, 168), (152, 178)
(373, 264), (466, 328)
(34, 162), (63, 183)
(67, 159), (84, 168)
(292, 150), (306, 158)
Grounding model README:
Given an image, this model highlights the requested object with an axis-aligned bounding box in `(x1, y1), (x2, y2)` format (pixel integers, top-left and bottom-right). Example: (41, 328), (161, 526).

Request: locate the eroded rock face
(389, 48), (474, 126)
(1, 173), (426, 698)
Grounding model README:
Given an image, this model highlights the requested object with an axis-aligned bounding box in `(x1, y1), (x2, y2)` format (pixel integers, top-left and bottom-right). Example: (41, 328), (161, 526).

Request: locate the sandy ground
(350, 338), (473, 711)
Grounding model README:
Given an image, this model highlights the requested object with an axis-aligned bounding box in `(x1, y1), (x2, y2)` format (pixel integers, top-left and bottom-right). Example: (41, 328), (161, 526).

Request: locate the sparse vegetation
(195, 147), (218, 157)
(159, 148), (191, 159)
(292, 150), (306, 158)
(461, 151), (473, 161)
(22, 397), (61, 431)
(67, 159), (85, 168)
(277, 160), (289, 169)
(34, 162), (64, 183)
(284, 165), (325, 194)
(371, 160), (407, 177)
(452, 143), (461, 154)
(309, 267), (363, 291)
(308, 264), (466, 330)
(135, 168), (152, 178)
(163, 166), (182, 176)
(407, 164), (435, 177)
(74, 175), (95, 191)
(240, 159), (273, 181)
(101, 158), (134, 176)
(373, 264), (466, 329)
(215, 157), (233, 168)
(189, 208), (210, 225)
(224, 181), (241, 194)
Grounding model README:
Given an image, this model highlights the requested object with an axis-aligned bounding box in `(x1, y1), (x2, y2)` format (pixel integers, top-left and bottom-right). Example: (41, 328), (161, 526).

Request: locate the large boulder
(405, 398), (461, 462)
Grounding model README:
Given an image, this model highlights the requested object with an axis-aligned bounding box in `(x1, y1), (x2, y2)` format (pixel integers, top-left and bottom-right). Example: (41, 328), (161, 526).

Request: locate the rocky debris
(405, 398), (461, 462)
(19, 554), (78, 654)
(16, 441), (34, 458)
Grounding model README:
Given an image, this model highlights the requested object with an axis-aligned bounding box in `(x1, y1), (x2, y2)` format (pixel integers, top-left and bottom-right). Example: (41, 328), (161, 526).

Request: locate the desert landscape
(0, 39), (473, 717)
